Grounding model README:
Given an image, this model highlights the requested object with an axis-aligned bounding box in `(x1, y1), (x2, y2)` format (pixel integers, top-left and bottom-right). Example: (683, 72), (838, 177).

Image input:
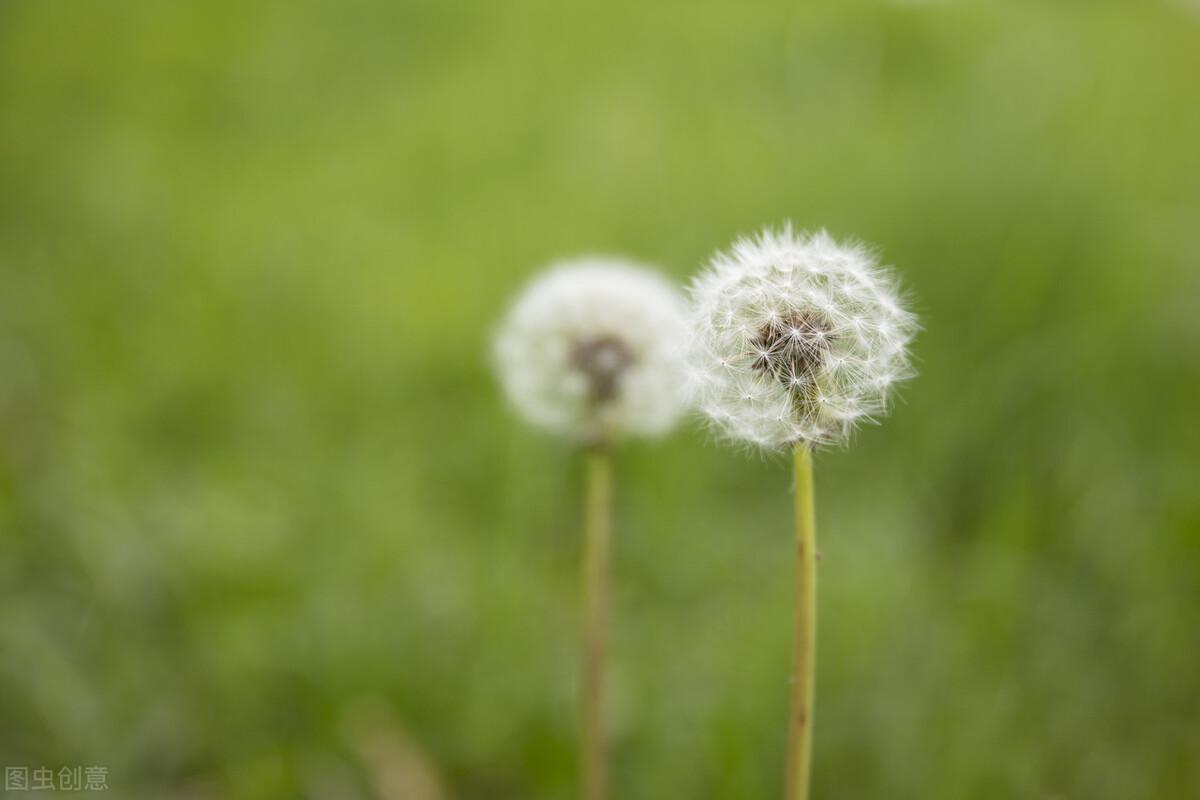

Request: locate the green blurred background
(2, 1), (1199, 797)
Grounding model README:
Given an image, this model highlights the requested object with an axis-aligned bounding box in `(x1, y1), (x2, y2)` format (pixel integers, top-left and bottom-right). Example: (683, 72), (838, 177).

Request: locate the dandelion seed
(493, 256), (690, 800)
(685, 224), (918, 800)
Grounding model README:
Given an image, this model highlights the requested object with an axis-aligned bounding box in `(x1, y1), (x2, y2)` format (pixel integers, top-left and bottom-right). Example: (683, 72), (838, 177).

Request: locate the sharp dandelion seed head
(494, 257), (691, 445)
(688, 225), (918, 450)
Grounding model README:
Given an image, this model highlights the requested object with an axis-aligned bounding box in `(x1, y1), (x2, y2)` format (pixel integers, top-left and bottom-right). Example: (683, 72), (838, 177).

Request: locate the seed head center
(751, 310), (835, 391)
(572, 335), (635, 404)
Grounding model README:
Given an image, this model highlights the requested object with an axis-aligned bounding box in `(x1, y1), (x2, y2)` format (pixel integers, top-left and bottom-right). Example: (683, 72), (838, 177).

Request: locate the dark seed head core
(751, 309), (835, 403)
(571, 335), (635, 404)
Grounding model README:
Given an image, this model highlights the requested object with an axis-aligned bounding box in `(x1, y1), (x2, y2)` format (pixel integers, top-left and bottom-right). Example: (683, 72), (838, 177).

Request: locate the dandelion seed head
(494, 257), (691, 444)
(688, 225), (917, 449)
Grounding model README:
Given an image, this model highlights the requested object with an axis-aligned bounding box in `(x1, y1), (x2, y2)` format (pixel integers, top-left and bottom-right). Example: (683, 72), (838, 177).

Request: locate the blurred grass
(2, 0), (1199, 797)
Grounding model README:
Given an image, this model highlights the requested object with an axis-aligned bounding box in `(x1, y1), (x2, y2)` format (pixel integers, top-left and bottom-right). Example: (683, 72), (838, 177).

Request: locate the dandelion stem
(582, 446), (612, 800)
(785, 443), (817, 800)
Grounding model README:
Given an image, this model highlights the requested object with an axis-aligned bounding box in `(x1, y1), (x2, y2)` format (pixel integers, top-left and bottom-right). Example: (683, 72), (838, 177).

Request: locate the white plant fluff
(688, 226), (917, 449)
(494, 258), (691, 444)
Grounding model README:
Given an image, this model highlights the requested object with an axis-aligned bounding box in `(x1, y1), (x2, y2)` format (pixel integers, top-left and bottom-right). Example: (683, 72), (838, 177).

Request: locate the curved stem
(582, 447), (612, 800)
(785, 444), (817, 800)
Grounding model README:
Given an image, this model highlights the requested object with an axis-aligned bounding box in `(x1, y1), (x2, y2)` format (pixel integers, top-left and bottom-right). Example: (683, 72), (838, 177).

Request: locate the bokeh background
(2, 1), (1199, 798)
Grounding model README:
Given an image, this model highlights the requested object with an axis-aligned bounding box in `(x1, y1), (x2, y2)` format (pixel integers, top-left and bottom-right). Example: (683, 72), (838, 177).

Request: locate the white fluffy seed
(494, 258), (692, 444)
(688, 226), (917, 450)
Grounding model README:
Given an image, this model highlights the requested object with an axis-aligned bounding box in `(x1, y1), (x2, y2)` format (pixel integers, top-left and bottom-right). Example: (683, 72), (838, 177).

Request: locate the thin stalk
(582, 446), (612, 800)
(785, 443), (817, 800)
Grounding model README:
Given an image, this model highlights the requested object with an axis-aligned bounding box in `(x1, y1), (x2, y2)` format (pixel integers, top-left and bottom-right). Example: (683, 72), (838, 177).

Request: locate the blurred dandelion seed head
(494, 258), (691, 444)
(688, 226), (917, 450)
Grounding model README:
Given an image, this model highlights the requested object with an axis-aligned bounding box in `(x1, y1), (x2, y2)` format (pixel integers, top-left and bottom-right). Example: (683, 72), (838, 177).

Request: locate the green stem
(582, 447), (612, 800)
(785, 443), (817, 800)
